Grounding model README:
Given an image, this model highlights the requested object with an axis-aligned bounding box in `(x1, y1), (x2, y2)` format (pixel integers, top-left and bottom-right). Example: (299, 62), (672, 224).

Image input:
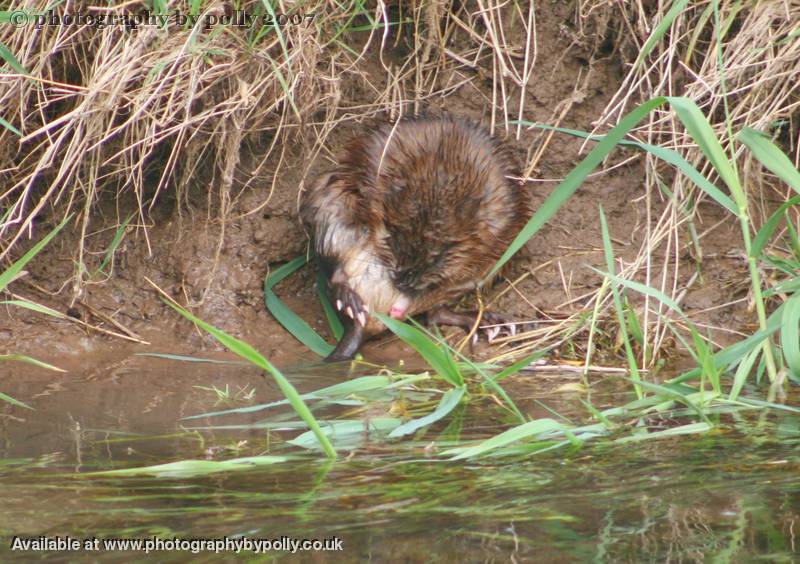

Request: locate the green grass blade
(0, 299), (65, 318)
(599, 206), (641, 397)
(518, 122), (737, 215)
(265, 255), (306, 287)
(765, 275), (800, 297)
(261, 0), (292, 75)
(264, 55), (300, 119)
(633, 0), (691, 71)
(0, 115), (21, 136)
(448, 347), (526, 424)
(445, 418), (567, 460)
(588, 266), (686, 319)
(625, 299), (644, 346)
(375, 313), (464, 387)
(0, 390), (33, 409)
(739, 127), (800, 195)
(491, 350), (548, 382)
(401, 317), (525, 422)
(486, 97), (669, 281)
(691, 327), (722, 395)
(388, 386), (465, 438)
(581, 399), (616, 431)
(751, 196), (800, 258)
(288, 418), (401, 450)
(615, 422), (712, 443)
(316, 268), (344, 339)
(729, 347), (760, 401)
(135, 352), (244, 365)
(780, 292), (800, 380)
(588, 262), (719, 387)
(0, 11), (24, 24)
(264, 256), (334, 357)
(0, 353), (65, 375)
(684, 2), (714, 63)
(672, 304), (784, 385)
(96, 213), (134, 274)
(0, 213), (73, 294)
(90, 455), (289, 478)
(0, 351), (58, 408)
(620, 378), (712, 423)
(0, 40), (29, 75)
(736, 397), (800, 413)
(163, 299), (337, 458)
(785, 216), (800, 259)
(184, 375), (402, 419)
(666, 96), (741, 203)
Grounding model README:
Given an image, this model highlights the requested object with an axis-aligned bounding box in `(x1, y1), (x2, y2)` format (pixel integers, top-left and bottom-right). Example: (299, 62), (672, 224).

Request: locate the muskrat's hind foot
(427, 308), (520, 343)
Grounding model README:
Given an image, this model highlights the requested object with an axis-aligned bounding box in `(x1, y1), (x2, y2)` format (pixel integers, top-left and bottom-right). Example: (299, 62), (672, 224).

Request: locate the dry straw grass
(1, 1), (327, 266)
(1, 1), (798, 366)
(0, 0), (538, 266)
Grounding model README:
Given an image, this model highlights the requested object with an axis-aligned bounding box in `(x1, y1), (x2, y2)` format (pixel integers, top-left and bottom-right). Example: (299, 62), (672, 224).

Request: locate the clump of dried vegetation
(590, 0), (800, 368)
(1, 0), (799, 381)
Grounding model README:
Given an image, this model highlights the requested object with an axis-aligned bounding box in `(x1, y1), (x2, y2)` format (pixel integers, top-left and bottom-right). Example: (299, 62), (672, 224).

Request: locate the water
(1, 351), (798, 562)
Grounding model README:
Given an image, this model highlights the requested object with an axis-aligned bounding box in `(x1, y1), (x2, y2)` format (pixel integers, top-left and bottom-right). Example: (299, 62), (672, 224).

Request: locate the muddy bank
(1, 3), (750, 366)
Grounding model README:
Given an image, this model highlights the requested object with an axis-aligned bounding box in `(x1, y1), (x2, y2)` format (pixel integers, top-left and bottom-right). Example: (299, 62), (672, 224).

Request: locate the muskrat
(300, 116), (531, 361)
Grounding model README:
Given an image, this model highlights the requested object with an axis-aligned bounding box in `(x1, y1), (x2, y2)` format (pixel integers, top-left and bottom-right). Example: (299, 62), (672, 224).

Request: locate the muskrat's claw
(485, 325), (502, 343)
(331, 282), (369, 327)
(479, 312), (519, 343)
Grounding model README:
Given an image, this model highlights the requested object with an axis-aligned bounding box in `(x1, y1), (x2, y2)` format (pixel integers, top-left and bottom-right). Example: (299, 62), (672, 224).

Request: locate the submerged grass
(4, 420), (798, 561)
(144, 311), (798, 466)
(91, 455), (290, 479)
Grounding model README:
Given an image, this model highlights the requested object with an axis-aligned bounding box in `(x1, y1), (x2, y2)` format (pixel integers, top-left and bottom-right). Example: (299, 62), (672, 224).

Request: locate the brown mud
(2, 3), (750, 375)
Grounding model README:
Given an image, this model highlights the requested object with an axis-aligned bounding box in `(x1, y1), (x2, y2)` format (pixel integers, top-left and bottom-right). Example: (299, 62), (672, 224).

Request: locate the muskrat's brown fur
(300, 116), (531, 361)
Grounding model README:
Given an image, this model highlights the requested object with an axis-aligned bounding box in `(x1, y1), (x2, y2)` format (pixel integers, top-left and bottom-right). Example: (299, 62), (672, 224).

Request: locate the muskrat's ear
(298, 172), (336, 224)
(306, 172), (337, 197)
(314, 172), (337, 190)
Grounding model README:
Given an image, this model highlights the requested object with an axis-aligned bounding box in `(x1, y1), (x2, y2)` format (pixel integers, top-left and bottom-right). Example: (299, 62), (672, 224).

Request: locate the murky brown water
(1, 349), (798, 562)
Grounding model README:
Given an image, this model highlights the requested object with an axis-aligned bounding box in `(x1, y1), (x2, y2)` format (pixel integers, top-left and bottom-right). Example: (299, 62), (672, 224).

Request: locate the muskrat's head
(391, 255), (439, 296)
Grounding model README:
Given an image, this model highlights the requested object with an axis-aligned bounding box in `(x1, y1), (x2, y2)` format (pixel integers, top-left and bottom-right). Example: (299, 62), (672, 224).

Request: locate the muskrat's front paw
(331, 283), (369, 327)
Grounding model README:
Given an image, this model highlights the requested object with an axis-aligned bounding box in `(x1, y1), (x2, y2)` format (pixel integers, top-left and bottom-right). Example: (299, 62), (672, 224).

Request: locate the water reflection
(0, 352), (797, 562)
